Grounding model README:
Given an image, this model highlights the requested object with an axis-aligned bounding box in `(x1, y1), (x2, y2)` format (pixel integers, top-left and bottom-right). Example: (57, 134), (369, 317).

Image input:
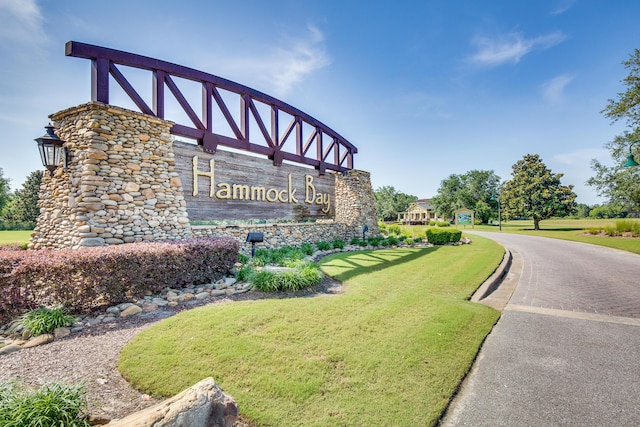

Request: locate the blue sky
(1, 0), (638, 205)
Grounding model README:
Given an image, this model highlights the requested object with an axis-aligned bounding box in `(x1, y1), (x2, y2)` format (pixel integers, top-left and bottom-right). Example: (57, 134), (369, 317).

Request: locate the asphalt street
(440, 232), (640, 427)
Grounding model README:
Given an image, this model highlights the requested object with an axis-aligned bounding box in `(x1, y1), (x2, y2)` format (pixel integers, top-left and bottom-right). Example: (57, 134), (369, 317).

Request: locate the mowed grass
(399, 219), (640, 255)
(118, 237), (503, 426)
(0, 230), (32, 244)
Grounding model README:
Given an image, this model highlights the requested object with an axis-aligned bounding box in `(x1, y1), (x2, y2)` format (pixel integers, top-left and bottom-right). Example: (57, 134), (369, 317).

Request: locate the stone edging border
(470, 249), (512, 303)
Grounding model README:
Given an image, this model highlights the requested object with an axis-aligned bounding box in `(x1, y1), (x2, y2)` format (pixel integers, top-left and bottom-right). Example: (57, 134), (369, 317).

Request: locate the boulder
(106, 377), (237, 427)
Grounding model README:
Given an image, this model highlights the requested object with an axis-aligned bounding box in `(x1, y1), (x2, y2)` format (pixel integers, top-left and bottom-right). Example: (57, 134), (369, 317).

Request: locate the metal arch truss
(65, 41), (357, 174)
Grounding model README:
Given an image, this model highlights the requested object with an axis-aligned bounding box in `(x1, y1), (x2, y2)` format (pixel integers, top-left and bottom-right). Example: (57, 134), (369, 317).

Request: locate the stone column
(334, 170), (379, 238)
(30, 102), (192, 249)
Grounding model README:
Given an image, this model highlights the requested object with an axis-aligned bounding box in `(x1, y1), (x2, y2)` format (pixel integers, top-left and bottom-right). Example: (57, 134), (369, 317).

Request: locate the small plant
(604, 225), (617, 237)
(237, 253), (250, 265)
(332, 239), (345, 250)
(301, 243), (315, 256)
(368, 237), (380, 247)
(387, 224), (401, 235)
(0, 380), (90, 427)
(252, 270), (280, 292)
(387, 236), (399, 246)
(9, 306), (75, 337)
(251, 263), (322, 292)
(236, 266), (255, 282)
(414, 236), (423, 243)
(350, 237), (361, 245)
(587, 227), (602, 235)
(437, 221), (451, 227)
(316, 241), (332, 251)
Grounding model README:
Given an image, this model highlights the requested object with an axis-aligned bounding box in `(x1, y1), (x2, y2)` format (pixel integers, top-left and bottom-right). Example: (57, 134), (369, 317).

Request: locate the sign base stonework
(31, 103), (378, 250)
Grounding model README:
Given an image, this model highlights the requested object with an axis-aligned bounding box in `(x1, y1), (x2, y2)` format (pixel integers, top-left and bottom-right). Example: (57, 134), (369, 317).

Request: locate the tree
(501, 154), (577, 230)
(3, 170), (43, 226)
(374, 186), (418, 221)
(431, 170), (501, 223)
(0, 168), (11, 216)
(588, 49), (640, 214)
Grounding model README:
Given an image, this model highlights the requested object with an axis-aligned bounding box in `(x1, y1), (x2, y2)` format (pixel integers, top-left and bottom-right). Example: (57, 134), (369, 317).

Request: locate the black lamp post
(34, 124), (66, 175)
(624, 140), (640, 167)
(491, 192), (502, 232)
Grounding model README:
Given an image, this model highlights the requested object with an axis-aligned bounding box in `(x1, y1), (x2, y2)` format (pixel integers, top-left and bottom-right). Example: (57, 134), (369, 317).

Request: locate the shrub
(301, 243), (315, 256)
(349, 237), (361, 245)
(368, 237), (380, 247)
(251, 270), (280, 292)
(448, 230), (462, 243)
(604, 225), (617, 236)
(316, 241), (332, 251)
(387, 236), (399, 246)
(429, 220), (437, 226)
(0, 380), (89, 427)
(236, 266), (255, 282)
(332, 239), (345, 250)
(616, 219), (640, 236)
(586, 227), (602, 235)
(414, 236), (423, 243)
(405, 238), (413, 245)
(426, 228), (461, 245)
(237, 253), (250, 265)
(437, 221), (451, 227)
(387, 224), (401, 235)
(0, 242), (27, 251)
(9, 306), (75, 336)
(0, 237), (239, 324)
(251, 264), (322, 292)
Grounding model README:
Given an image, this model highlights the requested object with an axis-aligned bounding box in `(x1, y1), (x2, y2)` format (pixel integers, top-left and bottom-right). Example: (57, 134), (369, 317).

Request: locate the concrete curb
(470, 249), (512, 303)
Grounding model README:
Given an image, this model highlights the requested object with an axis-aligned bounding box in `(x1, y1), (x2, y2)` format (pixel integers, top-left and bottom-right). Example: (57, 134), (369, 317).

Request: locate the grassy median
(118, 236), (503, 426)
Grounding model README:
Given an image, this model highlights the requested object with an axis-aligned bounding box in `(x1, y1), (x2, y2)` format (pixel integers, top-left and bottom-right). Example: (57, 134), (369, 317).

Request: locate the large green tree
(374, 186), (417, 221)
(501, 154), (577, 230)
(2, 170), (42, 225)
(0, 168), (11, 216)
(588, 49), (640, 213)
(431, 170), (501, 223)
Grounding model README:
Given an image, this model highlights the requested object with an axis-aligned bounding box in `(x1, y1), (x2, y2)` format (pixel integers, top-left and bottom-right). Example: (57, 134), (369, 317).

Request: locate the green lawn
(119, 237), (503, 426)
(0, 230), (32, 245)
(398, 219), (640, 255)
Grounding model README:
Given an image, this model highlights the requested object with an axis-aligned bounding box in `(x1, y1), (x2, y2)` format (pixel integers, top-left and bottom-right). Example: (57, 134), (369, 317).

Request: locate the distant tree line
(0, 169), (42, 230)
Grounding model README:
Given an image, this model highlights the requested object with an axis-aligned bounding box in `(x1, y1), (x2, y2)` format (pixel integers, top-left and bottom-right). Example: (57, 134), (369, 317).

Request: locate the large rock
(106, 377), (237, 427)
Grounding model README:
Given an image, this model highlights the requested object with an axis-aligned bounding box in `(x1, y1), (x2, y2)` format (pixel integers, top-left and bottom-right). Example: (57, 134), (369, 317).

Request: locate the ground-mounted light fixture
(34, 124), (67, 175)
(246, 232), (264, 257)
(362, 224), (369, 241)
(624, 140), (640, 167)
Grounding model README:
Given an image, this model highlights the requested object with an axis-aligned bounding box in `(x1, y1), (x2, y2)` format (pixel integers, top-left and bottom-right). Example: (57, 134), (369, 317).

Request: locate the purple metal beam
(65, 41), (357, 172)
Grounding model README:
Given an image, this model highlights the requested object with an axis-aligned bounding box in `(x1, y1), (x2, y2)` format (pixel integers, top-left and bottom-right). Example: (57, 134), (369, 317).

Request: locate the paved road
(441, 232), (640, 427)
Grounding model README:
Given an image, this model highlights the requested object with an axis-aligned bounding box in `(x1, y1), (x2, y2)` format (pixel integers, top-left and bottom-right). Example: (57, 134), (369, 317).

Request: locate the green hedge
(425, 228), (462, 245)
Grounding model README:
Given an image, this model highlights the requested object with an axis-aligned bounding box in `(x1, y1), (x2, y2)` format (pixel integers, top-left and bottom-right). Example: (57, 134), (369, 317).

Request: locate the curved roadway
(441, 232), (640, 426)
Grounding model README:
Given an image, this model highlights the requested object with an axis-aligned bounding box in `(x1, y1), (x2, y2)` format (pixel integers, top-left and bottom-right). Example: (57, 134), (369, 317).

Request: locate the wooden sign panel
(173, 141), (335, 221)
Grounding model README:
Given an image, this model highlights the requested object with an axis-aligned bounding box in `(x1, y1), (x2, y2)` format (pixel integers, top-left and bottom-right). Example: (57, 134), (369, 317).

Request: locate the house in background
(397, 199), (438, 224)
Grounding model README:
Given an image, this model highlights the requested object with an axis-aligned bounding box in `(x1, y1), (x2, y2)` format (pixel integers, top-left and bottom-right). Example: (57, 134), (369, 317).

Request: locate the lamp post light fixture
(491, 192), (502, 232)
(34, 124), (66, 175)
(623, 140), (640, 167)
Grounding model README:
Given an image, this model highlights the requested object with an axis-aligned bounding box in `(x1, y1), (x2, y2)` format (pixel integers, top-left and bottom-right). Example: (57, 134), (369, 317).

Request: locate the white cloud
(215, 23), (331, 97)
(0, 0), (48, 46)
(541, 74), (574, 104)
(469, 31), (567, 67)
(550, 0), (575, 16)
